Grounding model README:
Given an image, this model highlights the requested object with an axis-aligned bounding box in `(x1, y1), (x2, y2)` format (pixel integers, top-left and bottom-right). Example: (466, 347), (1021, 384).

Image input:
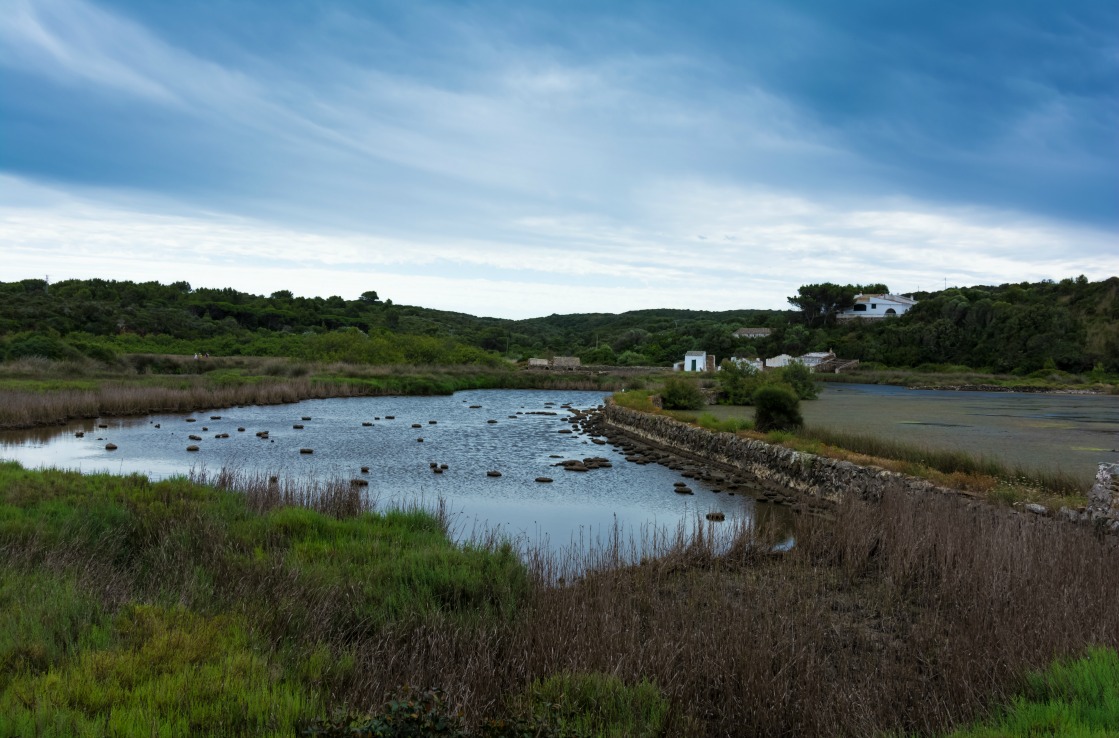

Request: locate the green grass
(0, 461), (530, 736)
(611, 389), (660, 413)
(696, 412), (753, 433)
(525, 672), (670, 738)
(0, 598), (313, 737)
(944, 648), (1119, 738)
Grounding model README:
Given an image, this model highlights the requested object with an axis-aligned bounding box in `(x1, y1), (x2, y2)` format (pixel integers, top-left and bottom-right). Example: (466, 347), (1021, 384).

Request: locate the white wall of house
(765, 354), (794, 368)
(840, 294), (916, 320)
(683, 352), (708, 372)
(728, 357), (763, 372)
(799, 351), (834, 367)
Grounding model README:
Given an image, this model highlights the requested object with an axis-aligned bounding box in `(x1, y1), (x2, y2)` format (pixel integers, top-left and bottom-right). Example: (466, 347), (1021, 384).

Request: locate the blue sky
(2, 0), (1116, 318)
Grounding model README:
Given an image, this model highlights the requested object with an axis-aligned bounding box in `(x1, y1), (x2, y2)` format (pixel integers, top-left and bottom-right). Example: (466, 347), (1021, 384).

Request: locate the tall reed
(2, 461), (1116, 735)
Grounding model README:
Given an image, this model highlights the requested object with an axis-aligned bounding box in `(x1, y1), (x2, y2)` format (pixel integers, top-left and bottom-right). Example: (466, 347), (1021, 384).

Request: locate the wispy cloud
(1, 0), (1115, 317)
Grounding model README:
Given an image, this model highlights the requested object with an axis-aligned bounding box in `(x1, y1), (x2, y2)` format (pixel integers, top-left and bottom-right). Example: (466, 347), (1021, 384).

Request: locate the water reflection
(0, 389), (792, 552)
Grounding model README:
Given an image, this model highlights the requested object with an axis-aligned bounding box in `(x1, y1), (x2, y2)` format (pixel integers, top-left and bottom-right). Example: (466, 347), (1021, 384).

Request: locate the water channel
(0, 389), (770, 551)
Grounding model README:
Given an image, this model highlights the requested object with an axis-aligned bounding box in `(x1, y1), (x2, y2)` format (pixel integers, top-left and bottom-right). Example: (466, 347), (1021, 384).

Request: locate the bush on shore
(752, 384), (803, 431)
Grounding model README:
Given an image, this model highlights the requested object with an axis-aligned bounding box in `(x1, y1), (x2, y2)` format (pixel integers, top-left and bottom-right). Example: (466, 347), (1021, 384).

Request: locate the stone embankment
(599, 403), (1119, 533)
(601, 404), (962, 507)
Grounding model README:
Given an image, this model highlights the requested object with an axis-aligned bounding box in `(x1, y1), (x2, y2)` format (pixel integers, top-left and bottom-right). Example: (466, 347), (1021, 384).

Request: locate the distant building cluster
(679, 350), (859, 374)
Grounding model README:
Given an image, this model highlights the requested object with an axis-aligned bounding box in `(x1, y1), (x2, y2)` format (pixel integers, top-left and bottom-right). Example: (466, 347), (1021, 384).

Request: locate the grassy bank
(0, 356), (631, 429)
(0, 462), (527, 736)
(1, 461), (1117, 735)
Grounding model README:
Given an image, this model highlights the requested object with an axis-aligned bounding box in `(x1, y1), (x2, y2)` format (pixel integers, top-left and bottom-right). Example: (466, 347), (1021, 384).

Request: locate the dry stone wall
(1060, 462), (1119, 534)
(603, 404), (1119, 533)
(603, 404), (962, 506)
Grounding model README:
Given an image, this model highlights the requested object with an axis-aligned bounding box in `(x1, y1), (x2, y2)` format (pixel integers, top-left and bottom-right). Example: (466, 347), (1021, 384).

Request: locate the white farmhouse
(838, 293), (917, 320)
(682, 351), (714, 372)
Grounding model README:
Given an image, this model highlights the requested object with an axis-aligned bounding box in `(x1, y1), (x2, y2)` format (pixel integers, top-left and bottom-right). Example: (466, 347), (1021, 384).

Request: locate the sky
(2, 0), (1116, 319)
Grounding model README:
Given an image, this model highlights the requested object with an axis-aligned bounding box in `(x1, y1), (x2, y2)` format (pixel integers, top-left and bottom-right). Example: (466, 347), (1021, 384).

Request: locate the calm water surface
(1, 390), (772, 549)
(711, 383), (1119, 484)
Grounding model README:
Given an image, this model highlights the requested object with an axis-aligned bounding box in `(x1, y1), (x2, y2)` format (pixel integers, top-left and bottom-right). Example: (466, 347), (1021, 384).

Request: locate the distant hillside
(0, 276), (1114, 373)
(756, 277), (1119, 373)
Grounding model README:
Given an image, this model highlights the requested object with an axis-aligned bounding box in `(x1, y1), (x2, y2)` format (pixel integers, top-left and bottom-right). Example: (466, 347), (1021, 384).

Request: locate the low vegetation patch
(0, 357), (629, 429)
(945, 648), (1119, 738)
(2, 461), (1116, 735)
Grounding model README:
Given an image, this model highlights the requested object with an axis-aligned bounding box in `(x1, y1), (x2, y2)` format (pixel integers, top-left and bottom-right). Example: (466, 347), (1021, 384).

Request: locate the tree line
(0, 276), (1114, 373)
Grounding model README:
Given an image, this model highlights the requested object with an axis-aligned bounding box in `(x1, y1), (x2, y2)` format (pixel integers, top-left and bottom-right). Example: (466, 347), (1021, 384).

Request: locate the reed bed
(0, 356), (631, 430)
(0, 379), (375, 429)
(323, 494), (1119, 736)
(1, 461), (1116, 736)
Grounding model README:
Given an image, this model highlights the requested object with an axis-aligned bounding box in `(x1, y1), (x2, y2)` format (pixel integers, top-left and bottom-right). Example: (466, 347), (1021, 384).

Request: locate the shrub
(753, 384), (803, 431)
(777, 361), (819, 400)
(716, 360), (760, 405)
(659, 377), (705, 410)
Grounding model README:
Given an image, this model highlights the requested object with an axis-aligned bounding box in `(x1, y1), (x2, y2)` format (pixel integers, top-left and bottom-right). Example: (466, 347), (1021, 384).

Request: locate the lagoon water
(712, 383), (1119, 485)
(0, 390), (764, 550)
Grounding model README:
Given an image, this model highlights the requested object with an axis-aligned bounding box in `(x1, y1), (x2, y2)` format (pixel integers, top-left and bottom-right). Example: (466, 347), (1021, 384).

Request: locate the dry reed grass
(0, 379), (372, 430)
(3, 460), (1115, 735)
(314, 491), (1119, 736)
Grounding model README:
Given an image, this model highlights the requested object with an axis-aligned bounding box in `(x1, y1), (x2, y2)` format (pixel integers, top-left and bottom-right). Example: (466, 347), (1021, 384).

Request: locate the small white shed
(683, 351), (712, 372)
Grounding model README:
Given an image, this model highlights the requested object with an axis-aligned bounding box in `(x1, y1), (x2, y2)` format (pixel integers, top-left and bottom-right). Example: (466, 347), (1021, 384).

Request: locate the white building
(798, 351), (836, 368)
(838, 293), (917, 320)
(727, 357), (763, 372)
(733, 327), (771, 339)
(682, 351), (713, 372)
(764, 353), (795, 369)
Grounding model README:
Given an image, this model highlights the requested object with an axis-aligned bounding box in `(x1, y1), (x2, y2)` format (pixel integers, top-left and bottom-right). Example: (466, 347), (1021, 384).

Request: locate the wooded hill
(0, 276), (1115, 373)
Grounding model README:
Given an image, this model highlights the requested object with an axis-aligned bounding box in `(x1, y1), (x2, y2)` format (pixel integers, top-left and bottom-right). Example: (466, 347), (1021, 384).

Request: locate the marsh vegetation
(1, 461), (1116, 736)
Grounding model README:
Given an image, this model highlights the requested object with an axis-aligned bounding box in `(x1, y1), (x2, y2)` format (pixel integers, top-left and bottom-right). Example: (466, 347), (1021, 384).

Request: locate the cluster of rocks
(554, 456), (612, 472)
(1058, 462), (1119, 534)
(604, 432), (813, 507)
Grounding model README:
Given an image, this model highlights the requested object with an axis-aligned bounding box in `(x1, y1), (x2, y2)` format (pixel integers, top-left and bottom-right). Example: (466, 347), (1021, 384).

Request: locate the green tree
(753, 385), (803, 431)
(788, 283), (888, 327)
(717, 359), (761, 405)
(660, 377), (705, 410)
(778, 361), (819, 399)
